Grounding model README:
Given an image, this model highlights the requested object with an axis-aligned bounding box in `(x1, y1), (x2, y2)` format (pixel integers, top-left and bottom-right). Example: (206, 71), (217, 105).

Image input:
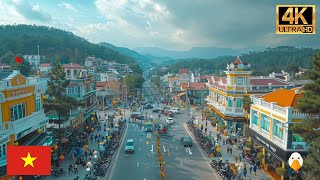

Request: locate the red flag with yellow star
(7, 146), (51, 175)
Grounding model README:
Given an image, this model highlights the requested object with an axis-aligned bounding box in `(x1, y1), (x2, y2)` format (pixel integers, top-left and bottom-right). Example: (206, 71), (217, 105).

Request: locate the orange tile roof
(261, 88), (303, 108)
(169, 77), (177, 81)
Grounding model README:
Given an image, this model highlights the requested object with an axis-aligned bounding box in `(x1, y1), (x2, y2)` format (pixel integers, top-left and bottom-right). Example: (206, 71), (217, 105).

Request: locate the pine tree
(291, 52), (320, 179)
(43, 62), (83, 141)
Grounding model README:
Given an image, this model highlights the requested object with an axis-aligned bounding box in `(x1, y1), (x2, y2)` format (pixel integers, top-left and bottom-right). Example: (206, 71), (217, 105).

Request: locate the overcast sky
(0, 0), (319, 50)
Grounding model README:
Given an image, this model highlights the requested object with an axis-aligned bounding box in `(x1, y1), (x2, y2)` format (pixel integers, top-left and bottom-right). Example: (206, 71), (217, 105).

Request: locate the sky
(0, 0), (319, 51)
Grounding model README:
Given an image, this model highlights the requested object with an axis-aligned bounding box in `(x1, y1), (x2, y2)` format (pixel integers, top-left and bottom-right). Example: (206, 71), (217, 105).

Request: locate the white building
(39, 63), (52, 73)
(64, 63), (84, 79)
(176, 68), (191, 85)
(23, 55), (41, 69)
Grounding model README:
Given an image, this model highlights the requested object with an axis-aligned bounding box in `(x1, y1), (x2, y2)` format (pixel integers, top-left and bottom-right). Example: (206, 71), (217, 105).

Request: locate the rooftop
(178, 68), (191, 74)
(40, 63), (51, 67)
(261, 88), (303, 108)
(181, 82), (206, 90)
(64, 63), (83, 69)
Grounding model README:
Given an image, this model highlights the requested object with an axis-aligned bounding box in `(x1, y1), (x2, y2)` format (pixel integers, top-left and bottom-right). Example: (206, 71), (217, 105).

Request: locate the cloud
(58, 2), (78, 12)
(10, 0), (52, 22)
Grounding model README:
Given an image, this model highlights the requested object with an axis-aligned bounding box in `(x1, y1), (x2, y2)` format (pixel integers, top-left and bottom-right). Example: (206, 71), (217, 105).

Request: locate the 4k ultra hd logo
(276, 5), (316, 34)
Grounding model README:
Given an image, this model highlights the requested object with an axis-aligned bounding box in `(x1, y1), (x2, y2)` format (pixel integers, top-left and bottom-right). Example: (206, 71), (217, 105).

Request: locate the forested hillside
(158, 46), (319, 76)
(0, 25), (135, 65)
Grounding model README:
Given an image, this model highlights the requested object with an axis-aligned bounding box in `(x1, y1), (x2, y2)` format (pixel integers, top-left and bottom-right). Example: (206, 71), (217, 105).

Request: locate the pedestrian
(243, 167), (247, 179)
(99, 115), (101, 120)
(201, 124), (204, 131)
(68, 163), (74, 174)
(249, 164), (253, 174)
(253, 165), (257, 175)
(239, 153), (242, 161)
(74, 163), (78, 173)
(89, 150), (93, 158)
(95, 134), (98, 142)
(84, 151), (88, 160)
(205, 127), (207, 134)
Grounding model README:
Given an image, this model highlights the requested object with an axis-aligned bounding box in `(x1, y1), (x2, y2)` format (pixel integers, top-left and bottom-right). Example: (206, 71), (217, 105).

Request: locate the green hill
(0, 25), (136, 65)
(158, 46), (319, 76)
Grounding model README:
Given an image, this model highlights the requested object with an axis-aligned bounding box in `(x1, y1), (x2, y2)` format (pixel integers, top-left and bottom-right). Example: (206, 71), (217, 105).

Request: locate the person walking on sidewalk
(74, 163), (78, 173)
(249, 164), (253, 174)
(68, 163), (74, 174)
(205, 127), (207, 134)
(84, 151), (88, 160)
(253, 164), (257, 175)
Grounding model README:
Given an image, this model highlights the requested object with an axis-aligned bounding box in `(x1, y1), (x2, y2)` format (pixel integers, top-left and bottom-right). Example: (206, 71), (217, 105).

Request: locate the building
(64, 63), (84, 79)
(100, 72), (118, 82)
(23, 55), (42, 69)
(269, 71), (292, 82)
(206, 57), (294, 136)
(180, 82), (208, 105)
(39, 63), (52, 73)
(0, 64), (10, 72)
(249, 87), (308, 179)
(0, 70), (49, 179)
(176, 68), (191, 85)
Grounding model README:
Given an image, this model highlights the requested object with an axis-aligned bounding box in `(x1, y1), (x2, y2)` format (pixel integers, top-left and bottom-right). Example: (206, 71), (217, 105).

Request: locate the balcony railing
(207, 99), (244, 117)
(2, 109), (49, 134)
(273, 104), (286, 114)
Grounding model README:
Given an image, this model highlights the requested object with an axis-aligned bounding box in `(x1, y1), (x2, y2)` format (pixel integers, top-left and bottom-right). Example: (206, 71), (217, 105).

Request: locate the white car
(166, 118), (174, 124)
(170, 108), (180, 114)
(125, 139), (134, 153)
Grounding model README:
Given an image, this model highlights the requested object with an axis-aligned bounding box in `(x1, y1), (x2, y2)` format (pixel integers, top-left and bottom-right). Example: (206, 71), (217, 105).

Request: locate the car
(170, 108), (181, 114)
(164, 110), (174, 117)
(125, 139), (134, 153)
(145, 123), (153, 132)
(131, 112), (142, 119)
(181, 136), (193, 147)
(152, 108), (161, 113)
(145, 104), (153, 109)
(166, 117), (174, 124)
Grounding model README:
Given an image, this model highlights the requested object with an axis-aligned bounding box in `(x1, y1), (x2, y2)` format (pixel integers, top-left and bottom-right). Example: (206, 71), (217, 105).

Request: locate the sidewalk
(192, 110), (272, 180)
(46, 109), (128, 180)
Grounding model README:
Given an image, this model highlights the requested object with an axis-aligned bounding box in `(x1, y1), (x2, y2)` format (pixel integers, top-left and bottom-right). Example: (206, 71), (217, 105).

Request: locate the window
(228, 98), (233, 107)
(0, 144), (6, 159)
(273, 119), (283, 139)
(236, 99), (242, 108)
(260, 113), (270, 132)
(251, 110), (259, 125)
(10, 103), (26, 121)
(236, 77), (244, 86)
(36, 99), (41, 111)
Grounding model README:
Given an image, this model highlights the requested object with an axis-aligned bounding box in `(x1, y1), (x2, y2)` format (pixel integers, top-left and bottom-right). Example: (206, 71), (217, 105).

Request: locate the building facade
(39, 63), (52, 73)
(23, 55), (41, 70)
(176, 68), (191, 85)
(0, 70), (49, 179)
(249, 88), (308, 178)
(206, 57), (294, 136)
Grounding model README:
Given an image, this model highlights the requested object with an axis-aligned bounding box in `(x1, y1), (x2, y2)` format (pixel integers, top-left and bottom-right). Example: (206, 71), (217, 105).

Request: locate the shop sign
(71, 114), (84, 130)
(5, 86), (34, 98)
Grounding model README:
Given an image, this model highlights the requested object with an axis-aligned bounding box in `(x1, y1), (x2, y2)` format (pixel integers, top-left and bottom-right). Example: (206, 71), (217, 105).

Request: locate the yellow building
(0, 70), (49, 178)
(206, 57), (294, 136)
(249, 87), (308, 179)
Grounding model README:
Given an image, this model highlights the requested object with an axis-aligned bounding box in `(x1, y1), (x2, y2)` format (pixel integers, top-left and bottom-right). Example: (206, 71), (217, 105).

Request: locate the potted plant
(276, 167), (286, 176)
(257, 152), (264, 160)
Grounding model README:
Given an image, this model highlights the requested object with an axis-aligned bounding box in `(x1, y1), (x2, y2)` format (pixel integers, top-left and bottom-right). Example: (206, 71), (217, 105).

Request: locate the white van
(170, 108), (180, 114)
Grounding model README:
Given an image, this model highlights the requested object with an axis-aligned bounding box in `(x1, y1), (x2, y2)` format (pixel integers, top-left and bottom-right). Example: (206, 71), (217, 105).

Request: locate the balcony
(206, 98), (244, 117)
(1, 109), (49, 135)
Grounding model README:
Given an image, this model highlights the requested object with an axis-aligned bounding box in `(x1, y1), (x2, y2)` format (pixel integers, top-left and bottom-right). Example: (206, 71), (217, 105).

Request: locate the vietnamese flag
(15, 56), (22, 64)
(7, 146), (51, 175)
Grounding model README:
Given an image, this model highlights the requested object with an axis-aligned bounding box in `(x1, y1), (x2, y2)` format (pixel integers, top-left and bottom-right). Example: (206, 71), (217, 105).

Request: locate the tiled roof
(261, 88), (303, 108)
(178, 68), (191, 74)
(181, 82), (206, 90)
(233, 57), (243, 65)
(200, 75), (210, 79)
(169, 77), (177, 81)
(64, 63), (83, 69)
(40, 63), (51, 67)
(96, 81), (109, 87)
(250, 78), (288, 86)
(0, 72), (12, 80)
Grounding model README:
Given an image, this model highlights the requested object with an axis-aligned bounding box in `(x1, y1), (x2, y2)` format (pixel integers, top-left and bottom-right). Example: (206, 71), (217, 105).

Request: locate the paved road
(108, 122), (160, 180)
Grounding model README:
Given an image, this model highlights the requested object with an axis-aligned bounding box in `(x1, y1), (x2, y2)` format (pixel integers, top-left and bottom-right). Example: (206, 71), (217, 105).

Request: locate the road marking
(185, 148), (188, 152)
(139, 147), (141, 151)
(163, 145), (166, 152)
(167, 146), (170, 157)
(140, 139), (142, 142)
(150, 145), (153, 152)
(187, 147), (192, 155)
(137, 162), (139, 168)
(176, 146), (178, 150)
(141, 127), (145, 131)
(173, 138), (175, 141)
(144, 178), (146, 180)
(180, 160), (183, 166)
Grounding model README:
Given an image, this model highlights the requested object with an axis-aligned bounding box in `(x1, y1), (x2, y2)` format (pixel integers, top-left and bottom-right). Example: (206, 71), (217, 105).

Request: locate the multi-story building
(0, 70), (49, 179)
(64, 63), (84, 79)
(206, 57), (294, 136)
(23, 55), (42, 69)
(39, 63), (52, 74)
(249, 87), (308, 179)
(180, 82), (208, 105)
(176, 68), (191, 85)
(0, 64), (10, 72)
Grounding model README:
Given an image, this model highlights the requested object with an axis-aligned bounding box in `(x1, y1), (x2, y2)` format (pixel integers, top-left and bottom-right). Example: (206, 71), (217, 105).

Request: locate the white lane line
(180, 160), (183, 166)
(185, 147), (188, 152)
(140, 139), (142, 142)
(137, 162), (139, 168)
(150, 145), (153, 152)
(176, 146), (178, 150)
(139, 147), (141, 151)
(187, 147), (192, 155)
(144, 178), (147, 180)
(172, 138), (175, 141)
(163, 145), (167, 152)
